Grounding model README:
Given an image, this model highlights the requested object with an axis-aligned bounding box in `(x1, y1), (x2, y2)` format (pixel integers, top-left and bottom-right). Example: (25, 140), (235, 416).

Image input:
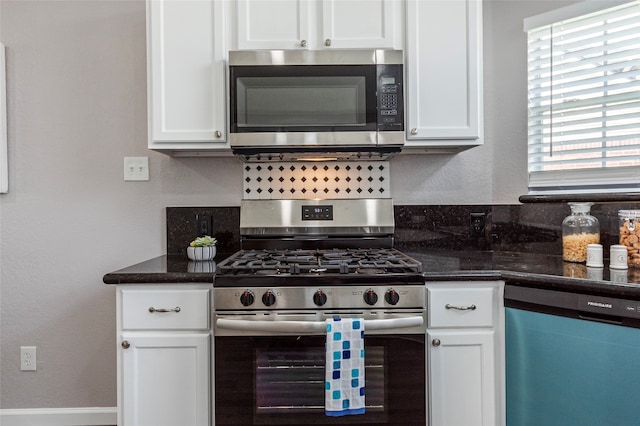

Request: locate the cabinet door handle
(410, 128), (418, 135)
(149, 306), (181, 313)
(325, 39), (331, 46)
(432, 338), (441, 347)
(445, 304), (477, 311)
(121, 340), (130, 349)
(214, 130), (222, 138)
(300, 40), (307, 47)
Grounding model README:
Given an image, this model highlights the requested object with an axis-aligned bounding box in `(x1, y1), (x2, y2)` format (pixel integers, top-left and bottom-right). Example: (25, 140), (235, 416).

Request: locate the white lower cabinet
(428, 330), (496, 426)
(121, 334), (210, 426)
(426, 282), (505, 426)
(117, 285), (212, 426)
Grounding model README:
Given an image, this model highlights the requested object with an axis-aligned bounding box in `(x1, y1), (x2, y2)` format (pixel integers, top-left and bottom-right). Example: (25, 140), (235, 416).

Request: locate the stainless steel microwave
(228, 50), (404, 161)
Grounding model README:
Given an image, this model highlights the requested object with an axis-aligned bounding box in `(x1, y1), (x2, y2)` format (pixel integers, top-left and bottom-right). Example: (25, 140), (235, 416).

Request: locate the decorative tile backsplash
(242, 161), (391, 200)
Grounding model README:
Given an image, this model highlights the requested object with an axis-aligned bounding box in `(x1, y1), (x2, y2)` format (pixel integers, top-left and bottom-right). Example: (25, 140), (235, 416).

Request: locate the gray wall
(0, 0), (576, 410)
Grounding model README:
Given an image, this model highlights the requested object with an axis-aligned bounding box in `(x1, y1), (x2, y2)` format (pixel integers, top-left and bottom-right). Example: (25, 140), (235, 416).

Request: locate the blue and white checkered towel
(325, 318), (365, 417)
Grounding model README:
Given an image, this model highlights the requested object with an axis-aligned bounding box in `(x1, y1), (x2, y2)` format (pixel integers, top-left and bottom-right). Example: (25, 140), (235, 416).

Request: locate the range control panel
(214, 286), (426, 310)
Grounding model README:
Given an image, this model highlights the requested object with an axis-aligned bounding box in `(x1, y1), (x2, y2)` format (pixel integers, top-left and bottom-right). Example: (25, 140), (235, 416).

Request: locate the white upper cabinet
(404, 0), (483, 148)
(233, 0), (401, 50)
(320, 0), (396, 49)
(236, 0), (310, 50)
(147, 0), (228, 154)
(145, 0), (483, 155)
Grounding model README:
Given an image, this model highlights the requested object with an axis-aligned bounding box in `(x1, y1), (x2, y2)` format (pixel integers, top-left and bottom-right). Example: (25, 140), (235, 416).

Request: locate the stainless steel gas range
(213, 199), (427, 426)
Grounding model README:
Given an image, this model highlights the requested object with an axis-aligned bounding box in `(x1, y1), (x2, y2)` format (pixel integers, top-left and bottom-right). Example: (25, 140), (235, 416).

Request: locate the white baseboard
(0, 407), (117, 426)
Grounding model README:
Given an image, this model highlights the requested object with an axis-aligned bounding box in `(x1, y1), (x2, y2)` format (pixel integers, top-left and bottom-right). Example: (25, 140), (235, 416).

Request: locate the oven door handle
(215, 316), (424, 333)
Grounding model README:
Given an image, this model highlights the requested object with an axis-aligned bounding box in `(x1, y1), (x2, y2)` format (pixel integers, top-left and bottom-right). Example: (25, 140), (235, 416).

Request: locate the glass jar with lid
(618, 210), (640, 268)
(562, 202), (600, 263)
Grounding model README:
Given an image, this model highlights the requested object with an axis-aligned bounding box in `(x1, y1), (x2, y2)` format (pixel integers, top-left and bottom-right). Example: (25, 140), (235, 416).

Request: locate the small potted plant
(187, 235), (217, 261)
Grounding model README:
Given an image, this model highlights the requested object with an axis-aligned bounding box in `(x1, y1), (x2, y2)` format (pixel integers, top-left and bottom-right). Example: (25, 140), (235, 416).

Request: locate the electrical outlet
(20, 346), (36, 371)
(470, 213), (486, 238)
(124, 157), (149, 181)
(196, 214), (213, 236)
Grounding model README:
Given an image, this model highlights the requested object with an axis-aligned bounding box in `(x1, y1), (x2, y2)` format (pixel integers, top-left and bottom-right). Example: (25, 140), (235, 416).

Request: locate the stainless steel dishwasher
(505, 285), (640, 426)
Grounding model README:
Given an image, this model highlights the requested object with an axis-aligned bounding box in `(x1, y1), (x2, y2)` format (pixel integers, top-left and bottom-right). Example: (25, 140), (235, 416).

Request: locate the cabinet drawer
(428, 287), (495, 328)
(122, 289), (210, 330)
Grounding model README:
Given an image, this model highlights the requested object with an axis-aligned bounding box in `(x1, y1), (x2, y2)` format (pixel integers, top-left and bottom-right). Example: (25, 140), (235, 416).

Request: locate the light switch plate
(124, 157), (149, 181)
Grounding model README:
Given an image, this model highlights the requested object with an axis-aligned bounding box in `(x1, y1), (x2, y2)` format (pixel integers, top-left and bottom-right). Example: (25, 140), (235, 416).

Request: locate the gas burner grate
(216, 248), (423, 276)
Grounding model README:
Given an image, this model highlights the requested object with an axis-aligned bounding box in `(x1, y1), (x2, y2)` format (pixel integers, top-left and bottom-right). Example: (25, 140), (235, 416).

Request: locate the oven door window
(215, 335), (425, 426)
(255, 346), (384, 415)
(230, 65), (378, 133)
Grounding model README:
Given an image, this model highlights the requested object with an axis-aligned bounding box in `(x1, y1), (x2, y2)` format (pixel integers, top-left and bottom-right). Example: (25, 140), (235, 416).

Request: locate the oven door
(213, 311), (426, 426)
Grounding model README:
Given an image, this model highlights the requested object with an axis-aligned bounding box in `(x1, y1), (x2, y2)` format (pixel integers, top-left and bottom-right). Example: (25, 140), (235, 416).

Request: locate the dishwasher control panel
(578, 294), (640, 320)
(505, 285), (640, 322)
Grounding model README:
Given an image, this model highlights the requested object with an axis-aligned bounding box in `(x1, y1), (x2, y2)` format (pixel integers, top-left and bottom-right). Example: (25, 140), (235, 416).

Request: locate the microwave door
(229, 65), (378, 144)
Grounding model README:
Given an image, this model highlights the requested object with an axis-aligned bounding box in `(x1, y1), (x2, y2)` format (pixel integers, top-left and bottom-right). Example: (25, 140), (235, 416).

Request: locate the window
(525, 0), (640, 194)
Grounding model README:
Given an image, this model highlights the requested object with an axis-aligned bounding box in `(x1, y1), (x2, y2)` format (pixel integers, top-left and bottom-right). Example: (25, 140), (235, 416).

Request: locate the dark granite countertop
(103, 247), (640, 299)
(398, 248), (640, 299)
(102, 255), (218, 284)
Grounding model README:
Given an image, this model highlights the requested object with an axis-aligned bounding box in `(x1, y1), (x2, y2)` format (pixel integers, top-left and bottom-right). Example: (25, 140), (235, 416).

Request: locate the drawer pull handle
(121, 340), (130, 349)
(149, 306), (181, 313)
(432, 338), (441, 347)
(445, 304), (476, 311)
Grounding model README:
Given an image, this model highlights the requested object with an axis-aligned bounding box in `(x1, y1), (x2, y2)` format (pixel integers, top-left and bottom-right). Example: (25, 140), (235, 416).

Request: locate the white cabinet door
(320, 0), (396, 49)
(121, 333), (210, 426)
(234, 0), (398, 50)
(405, 0), (483, 146)
(147, 0), (227, 151)
(428, 330), (496, 426)
(236, 0), (310, 50)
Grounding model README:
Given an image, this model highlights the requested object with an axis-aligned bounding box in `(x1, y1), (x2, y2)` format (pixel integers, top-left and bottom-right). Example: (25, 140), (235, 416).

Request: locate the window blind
(526, 0), (640, 194)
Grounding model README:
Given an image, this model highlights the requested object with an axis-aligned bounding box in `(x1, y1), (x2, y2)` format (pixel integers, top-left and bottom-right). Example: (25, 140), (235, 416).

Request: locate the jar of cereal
(562, 202), (600, 263)
(618, 210), (640, 268)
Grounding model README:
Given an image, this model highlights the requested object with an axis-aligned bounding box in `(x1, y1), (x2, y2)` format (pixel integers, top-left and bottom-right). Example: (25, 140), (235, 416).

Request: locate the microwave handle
(215, 316), (424, 333)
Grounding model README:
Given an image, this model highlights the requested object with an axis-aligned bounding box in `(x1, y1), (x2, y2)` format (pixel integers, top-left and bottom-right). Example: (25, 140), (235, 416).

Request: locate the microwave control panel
(376, 64), (404, 131)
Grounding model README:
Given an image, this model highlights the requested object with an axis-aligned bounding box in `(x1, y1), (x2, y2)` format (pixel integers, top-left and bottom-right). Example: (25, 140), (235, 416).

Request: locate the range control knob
(262, 290), (276, 307)
(385, 289), (400, 305)
(363, 289), (378, 306)
(313, 290), (328, 306)
(240, 290), (255, 307)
